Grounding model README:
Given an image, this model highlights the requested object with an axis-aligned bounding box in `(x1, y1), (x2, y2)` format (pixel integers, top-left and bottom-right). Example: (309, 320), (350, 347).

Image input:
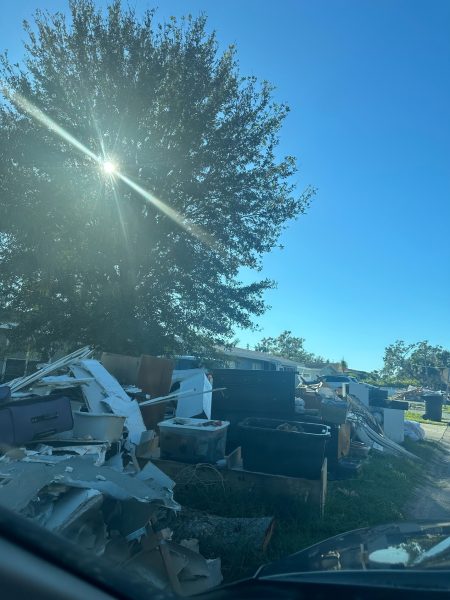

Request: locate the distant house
(174, 347), (303, 372)
(174, 347), (339, 381)
(346, 368), (372, 380)
(218, 347), (303, 372)
(297, 364), (340, 381)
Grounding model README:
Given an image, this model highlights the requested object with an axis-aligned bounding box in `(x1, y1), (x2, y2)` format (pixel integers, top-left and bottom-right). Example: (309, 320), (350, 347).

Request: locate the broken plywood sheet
(0, 460), (57, 512)
(0, 457), (179, 513)
(136, 460), (176, 491)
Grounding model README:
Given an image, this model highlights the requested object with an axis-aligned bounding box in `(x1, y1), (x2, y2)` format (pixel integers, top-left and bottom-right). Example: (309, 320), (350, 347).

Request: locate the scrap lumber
(7, 346), (93, 392)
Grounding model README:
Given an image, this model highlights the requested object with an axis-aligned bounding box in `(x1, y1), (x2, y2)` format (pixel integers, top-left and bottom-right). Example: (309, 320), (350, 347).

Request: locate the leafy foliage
(0, 1), (313, 358)
(379, 339), (450, 388)
(254, 330), (326, 367)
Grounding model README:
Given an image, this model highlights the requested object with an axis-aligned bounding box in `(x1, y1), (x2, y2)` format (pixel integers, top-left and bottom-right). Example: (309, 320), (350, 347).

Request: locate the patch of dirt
(406, 425), (450, 520)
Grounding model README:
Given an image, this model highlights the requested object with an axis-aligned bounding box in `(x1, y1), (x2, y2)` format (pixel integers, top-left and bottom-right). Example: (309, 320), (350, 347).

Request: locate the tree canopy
(0, 1), (313, 358)
(254, 330), (327, 367)
(379, 339), (450, 388)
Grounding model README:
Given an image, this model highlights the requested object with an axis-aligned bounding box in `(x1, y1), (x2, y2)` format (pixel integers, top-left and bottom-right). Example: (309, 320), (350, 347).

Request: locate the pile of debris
(392, 385), (448, 403)
(0, 347), (222, 596)
(296, 378), (418, 474)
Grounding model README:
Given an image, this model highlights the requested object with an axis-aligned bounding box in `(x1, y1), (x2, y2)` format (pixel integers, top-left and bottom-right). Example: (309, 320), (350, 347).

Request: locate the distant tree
(382, 340), (416, 380)
(381, 339), (450, 388)
(254, 330), (326, 367)
(0, 1), (313, 358)
(340, 358), (348, 373)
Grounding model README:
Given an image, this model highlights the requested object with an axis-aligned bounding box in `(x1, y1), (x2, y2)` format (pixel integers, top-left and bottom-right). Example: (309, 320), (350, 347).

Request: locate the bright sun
(102, 160), (117, 174)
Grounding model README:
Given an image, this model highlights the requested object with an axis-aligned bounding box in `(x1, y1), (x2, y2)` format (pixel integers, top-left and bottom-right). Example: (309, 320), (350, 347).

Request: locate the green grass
(173, 441), (439, 582)
(405, 410), (448, 426)
(403, 437), (444, 460)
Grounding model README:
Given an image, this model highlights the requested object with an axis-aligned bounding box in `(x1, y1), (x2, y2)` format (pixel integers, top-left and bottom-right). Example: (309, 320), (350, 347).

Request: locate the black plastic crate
(272, 413), (350, 470)
(368, 387), (389, 407)
(238, 417), (330, 479)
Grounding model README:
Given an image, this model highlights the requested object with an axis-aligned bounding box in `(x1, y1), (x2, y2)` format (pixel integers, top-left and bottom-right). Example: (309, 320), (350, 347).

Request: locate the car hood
(257, 521), (450, 578)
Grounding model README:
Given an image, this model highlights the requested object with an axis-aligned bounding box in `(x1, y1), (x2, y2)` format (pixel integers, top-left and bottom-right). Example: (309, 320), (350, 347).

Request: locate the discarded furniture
(238, 417), (330, 479)
(382, 407), (405, 443)
(0, 346), (229, 594)
(211, 369), (295, 416)
(151, 448), (328, 518)
(0, 395), (73, 446)
(211, 369), (296, 451)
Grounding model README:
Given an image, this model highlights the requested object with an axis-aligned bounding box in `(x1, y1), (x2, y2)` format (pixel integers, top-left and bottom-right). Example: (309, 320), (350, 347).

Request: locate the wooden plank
(338, 423), (352, 458)
(138, 355), (174, 398)
(225, 445), (242, 469)
(101, 352), (141, 386)
(151, 455), (327, 517)
(320, 458), (327, 518)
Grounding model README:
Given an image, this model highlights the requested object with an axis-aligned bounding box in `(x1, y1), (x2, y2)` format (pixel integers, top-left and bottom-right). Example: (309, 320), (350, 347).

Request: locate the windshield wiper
(413, 535), (450, 566)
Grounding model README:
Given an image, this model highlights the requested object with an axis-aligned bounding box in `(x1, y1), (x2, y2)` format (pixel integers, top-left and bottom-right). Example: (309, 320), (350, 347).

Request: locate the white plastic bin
(158, 417), (229, 464)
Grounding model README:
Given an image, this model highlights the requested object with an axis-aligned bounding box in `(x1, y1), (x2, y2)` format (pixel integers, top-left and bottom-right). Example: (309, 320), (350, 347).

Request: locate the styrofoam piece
(383, 407), (405, 443)
(172, 369), (212, 419)
(72, 411), (126, 442)
(349, 382), (369, 406)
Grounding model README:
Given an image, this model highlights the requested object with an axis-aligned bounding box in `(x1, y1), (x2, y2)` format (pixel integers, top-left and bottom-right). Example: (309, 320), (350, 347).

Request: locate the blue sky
(2, 1), (450, 370)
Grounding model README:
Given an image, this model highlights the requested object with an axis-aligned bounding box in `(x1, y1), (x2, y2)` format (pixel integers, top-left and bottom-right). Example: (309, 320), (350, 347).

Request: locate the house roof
(219, 346), (304, 368)
(346, 368), (371, 377)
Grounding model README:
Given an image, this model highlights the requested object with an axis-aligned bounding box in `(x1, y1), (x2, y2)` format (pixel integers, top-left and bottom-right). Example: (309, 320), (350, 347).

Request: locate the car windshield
(0, 0), (449, 596)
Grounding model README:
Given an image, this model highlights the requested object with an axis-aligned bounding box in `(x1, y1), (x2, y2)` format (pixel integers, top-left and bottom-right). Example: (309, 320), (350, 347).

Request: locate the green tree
(381, 339), (450, 388)
(0, 1), (313, 358)
(382, 340), (416, 380)
(254, 330), (326, 367)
